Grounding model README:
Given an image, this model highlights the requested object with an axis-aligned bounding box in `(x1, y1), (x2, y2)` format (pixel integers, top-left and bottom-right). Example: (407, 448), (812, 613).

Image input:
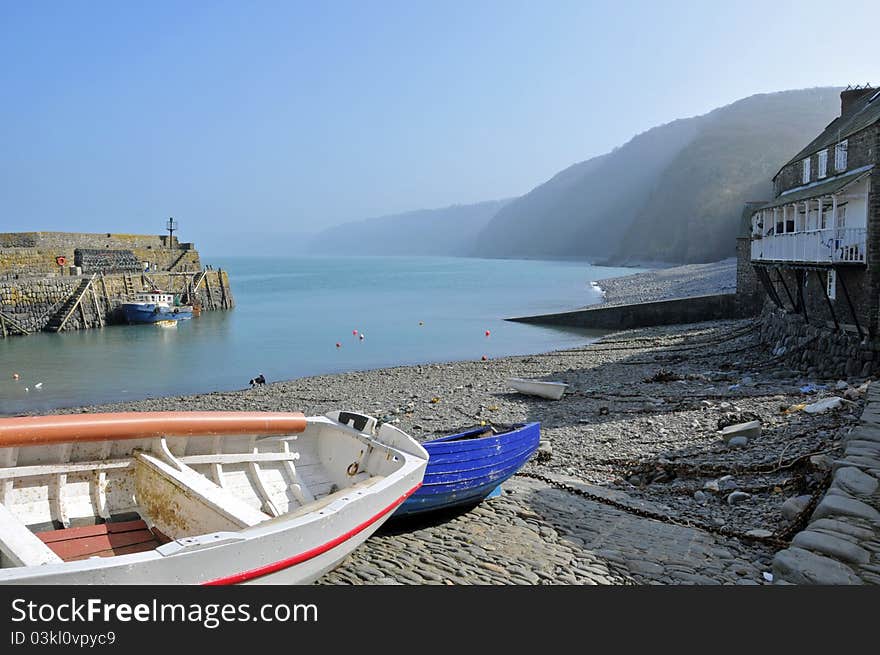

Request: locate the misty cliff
(308, 199), (509, 256)
(476, 87), (842, 264)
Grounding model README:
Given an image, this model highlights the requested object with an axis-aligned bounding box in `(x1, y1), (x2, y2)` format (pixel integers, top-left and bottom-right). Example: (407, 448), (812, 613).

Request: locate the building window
(802, 158), (811, 183)
(835, 140), (848, 171)
(836, 204), (847, 228)
(818, 149), (828, 178)
(827, 270), (836, 300)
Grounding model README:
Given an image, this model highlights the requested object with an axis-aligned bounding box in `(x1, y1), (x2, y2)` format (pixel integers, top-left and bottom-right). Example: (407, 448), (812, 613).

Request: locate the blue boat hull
(393, 422), (540, 517)
(121, 304), (193, 324)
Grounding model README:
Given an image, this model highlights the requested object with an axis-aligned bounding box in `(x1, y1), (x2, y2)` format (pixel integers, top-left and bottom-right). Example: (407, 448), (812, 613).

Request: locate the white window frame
(802, 157), (811, 183)
(835, 140), (848, 171)
(836, 204), (847, 228)
(818, 149), (828, 178)
(827, 269), (836, 300)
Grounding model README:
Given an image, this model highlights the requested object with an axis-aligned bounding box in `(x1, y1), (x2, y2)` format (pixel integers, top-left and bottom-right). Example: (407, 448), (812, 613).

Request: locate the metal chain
(514, 469), (831, 550)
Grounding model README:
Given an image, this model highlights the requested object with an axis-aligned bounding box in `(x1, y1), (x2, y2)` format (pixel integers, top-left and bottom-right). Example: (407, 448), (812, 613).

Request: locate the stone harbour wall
(0, 269), (233, 335)
(507, 293), (743, 331)
(773, 382), (880, 584)
(0, 232), (200, 278)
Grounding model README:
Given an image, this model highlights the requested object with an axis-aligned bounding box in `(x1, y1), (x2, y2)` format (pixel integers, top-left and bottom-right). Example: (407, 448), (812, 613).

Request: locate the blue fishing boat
(393, 422), (540, 517)
(121, 289), (193, 324)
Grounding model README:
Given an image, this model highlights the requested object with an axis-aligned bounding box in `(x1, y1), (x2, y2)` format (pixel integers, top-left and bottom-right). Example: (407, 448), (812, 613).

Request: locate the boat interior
(0, 415), (400, 570)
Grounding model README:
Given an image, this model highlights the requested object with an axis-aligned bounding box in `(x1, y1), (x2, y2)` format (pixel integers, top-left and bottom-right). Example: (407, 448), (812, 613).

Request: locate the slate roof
(760, 165), (874, 210)
(776, 89), (880, 176)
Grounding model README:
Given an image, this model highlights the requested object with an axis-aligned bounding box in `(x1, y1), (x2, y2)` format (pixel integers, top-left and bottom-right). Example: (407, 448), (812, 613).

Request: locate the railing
(750, 228), (866, 264)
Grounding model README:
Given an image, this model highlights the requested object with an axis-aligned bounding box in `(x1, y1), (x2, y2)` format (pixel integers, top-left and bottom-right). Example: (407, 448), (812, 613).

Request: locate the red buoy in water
(481, 355), (488, 361)
(335, 342), (341, 348)
(485, 330), (490, 337)
(353, 330), (358, 336)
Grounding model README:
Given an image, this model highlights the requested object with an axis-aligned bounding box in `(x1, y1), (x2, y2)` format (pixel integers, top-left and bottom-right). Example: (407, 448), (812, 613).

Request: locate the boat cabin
(136, 290), (175, 305)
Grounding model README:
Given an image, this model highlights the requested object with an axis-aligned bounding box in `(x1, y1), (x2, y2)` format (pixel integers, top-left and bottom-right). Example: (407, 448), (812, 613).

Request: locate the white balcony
(750, 227), (866, 264)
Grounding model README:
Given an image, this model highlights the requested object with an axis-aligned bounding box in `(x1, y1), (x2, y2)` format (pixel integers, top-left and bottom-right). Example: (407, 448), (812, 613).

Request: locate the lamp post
(166, 217), (177, 248)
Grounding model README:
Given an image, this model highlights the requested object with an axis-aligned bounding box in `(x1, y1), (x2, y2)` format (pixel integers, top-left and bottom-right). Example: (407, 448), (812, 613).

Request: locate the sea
(0, 256), (641, 415)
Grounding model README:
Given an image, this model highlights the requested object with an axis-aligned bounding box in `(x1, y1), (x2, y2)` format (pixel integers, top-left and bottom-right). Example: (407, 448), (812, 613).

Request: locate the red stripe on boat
(201, 483), (421, 585)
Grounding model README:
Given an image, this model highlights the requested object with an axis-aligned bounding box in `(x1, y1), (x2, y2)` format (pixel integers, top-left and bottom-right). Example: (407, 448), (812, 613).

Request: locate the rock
(812, 495), (880, 524)
(791, 530), (871, 565)
(693, 490), (707, 502)
(833, 467), (879, 497)
(772, 547), (864, 585)
(720, 420), (761, 443)
(835, 380), (849, 391)
(703, 479), (720, 492)
(804, 397), (843, 414)
(746, 529), (774, 538)
(809, 518), (876, 541)
(782, 494), (812, 520)
(537, 440), (552, 462)
(809, 454), (834, 471)
(727, 491), (751, 505)
(718, 475), (738, 491)
(728, 436), (748, 448)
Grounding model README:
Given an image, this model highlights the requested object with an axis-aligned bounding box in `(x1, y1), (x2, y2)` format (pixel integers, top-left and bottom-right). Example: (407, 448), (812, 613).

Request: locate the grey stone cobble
(773, 382), (880, 584)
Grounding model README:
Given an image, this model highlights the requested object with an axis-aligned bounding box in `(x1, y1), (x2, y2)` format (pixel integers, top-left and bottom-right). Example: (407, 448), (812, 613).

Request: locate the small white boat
(507, 377), (569, 400)
(0, 410), (427, 585)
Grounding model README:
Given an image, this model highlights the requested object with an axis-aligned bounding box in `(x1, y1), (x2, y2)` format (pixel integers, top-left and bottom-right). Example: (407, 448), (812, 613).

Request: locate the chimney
(840, 86), (875, 115)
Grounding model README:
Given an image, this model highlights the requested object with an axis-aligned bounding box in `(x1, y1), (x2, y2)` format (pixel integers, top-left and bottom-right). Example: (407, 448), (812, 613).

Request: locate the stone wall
(759, 304), (879, 379)
(772, 382), (880, 584)
(774, 123), (877, 195)
(735, 237), (762, 315)
(0, 269), (233, 336)
(0, 232), (200, 278)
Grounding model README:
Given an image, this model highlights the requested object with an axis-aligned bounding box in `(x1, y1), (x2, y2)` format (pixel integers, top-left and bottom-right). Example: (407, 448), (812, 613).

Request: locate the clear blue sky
(1, 0), (877, 254)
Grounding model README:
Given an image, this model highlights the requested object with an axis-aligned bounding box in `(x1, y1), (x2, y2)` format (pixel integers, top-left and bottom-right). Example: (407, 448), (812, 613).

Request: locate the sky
(1, 0), (877, 255)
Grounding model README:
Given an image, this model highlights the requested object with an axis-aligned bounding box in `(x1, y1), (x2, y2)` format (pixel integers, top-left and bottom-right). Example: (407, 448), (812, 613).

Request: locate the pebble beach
(51, 261), (871, 585)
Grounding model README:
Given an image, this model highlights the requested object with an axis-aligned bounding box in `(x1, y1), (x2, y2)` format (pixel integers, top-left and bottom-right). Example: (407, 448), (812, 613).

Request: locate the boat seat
(35, 519), (169, 562)
(270, 475), (386, 522)
(0, 502), (63, 568)
(134, 452), (270, 540)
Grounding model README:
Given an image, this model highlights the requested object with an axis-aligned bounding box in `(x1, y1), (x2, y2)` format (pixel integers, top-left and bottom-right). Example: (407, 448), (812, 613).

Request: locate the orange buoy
(55, 256), (67, 266)
(12, 373), (20, 380)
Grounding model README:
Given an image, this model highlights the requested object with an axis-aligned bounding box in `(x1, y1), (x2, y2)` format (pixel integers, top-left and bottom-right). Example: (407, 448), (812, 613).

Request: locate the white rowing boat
(506, 377), (569, 400)
(0, 410), (427, 585)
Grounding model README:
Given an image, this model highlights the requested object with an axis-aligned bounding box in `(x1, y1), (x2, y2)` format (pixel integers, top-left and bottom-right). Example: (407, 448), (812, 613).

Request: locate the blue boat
(393, 422), (540, 517)
(121, 290), (193, 324)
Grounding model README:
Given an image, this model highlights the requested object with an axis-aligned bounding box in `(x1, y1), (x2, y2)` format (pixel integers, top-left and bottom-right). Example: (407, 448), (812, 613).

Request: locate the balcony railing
(750, 227), (866, 264)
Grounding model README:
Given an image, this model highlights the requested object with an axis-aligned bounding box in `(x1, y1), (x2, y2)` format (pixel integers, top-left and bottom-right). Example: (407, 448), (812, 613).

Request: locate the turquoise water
(0, 256), (640, 415)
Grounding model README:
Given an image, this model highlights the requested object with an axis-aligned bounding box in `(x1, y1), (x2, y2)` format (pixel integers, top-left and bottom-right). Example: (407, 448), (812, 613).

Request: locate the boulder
(720, 420), (761, 443)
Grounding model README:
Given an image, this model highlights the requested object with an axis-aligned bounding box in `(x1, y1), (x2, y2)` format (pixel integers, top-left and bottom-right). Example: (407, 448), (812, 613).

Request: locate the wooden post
(217, 270), (227, 309)
(1, 314), (6, 339)
(90, 286), (104, 327)
(204, 273), (215, 310)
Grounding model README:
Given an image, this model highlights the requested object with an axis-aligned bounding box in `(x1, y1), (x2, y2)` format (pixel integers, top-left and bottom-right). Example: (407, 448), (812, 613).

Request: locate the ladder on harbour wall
(0, 310), (31, 338)
(185, 268), (234, 311)
(46, 274), (102, 333)
(122, 272), (136, 299)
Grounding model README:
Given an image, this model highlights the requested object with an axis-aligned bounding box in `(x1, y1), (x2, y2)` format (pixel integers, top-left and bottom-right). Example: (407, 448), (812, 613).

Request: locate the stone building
(743, 86), (880, 377)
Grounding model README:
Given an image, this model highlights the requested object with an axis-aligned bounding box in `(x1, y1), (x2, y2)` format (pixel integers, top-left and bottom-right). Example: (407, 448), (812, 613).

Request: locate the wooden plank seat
(35, 519), (171, 562)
